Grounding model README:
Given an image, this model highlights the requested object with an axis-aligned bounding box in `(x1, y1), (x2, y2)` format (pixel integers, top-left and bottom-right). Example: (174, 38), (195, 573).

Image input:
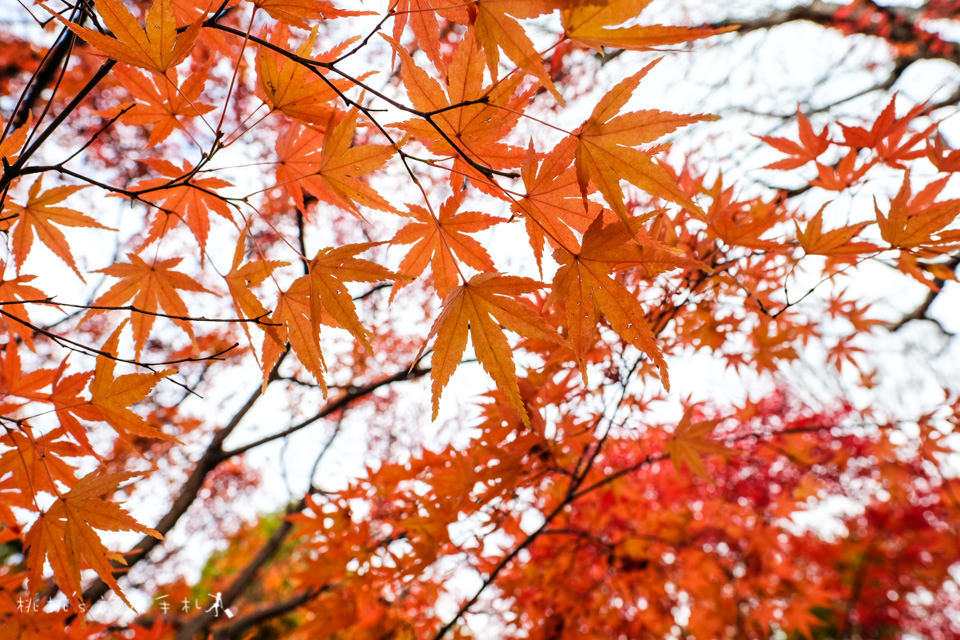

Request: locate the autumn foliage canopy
(0, 0), (959, 638)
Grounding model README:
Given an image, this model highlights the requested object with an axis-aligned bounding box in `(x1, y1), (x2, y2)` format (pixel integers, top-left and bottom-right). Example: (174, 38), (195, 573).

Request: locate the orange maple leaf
(0, 340), (55, 407)
(795, 205), (877, 256)
(24, 470), (162, 610)
(562, 0), (733, 51)
(759, 109), (830, 170)
(664, 406), (734, 478)
(0, 263), (49, 350)
(876, 172), (960, 249)
(574, 60), (713, 224)
(257, 25), (356, 125)
(249, 0), (373, 28)
(425, 272), (561, 425)
(3, 176), (114, 280)
(130, 158), (233, 253)
(391, 190), (503, 298)
(262, 283), (327, 392)
(90, 321), (174, 441)
(515, 139), (599, 269)
(223, 224), (288, 323)
(0, 425), (82, 497)
(262, 244), (397, 391)
(391, 0), (470, 69)
(50, 0), (201, 75)
(275, 113), (394, 216)
(927, 132), (960, 173)
(306, 110), (395, 215)
(705, 174), (783, 249)
(469, 0), (563, 101)
(839, 94), (931, 166)
(550, 214), (680, 386)
(102, 66), (215, 147)
(88, 254), (210, 356)
(49, 358), (100, 454)
(0, 114), (30, 164)
(389, 33), (528, 193)
(810, 149), (871, 191)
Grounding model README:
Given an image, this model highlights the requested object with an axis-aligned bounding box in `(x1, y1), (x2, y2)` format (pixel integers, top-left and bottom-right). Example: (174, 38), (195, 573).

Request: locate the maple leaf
(274, 122), (326, 212)
(51, 0), (201, 75)
(895, 252), (958, 291)
(875, 172), (960, 249)
(49, 358), (100, 454)
(839, 94), (932, 167)
(0, 341), (55, 407)
(88, 254), (210, 356)
(0, 263), (49, 350)
(257, 25), (357, 125)
(810, 149), (871, 191)
(223, 224), (289, 323)
(795, 205), (877, 256)
(469, 0), (563, 101)
(391, 0), (470, 69)
(248, 0), (373, 29)
(425, 272), (561, 425)
(549, 214), (677, 386)
(90, 322), (174, 441)
(664, 406), (734, 478)
(391, 190), (503, 298)
(102, 66), (215, 147)
(306, 244), (398, 349)
(262, 283), (327, 391)
(275, 114), (394, 216)
(705, 174), (783, 249)
(315, 111), (394, 215)
(24, 470), (162, 610)
(826, 335), (866, 373)
(389, 33), (528, 193)
(514, 140), (600, 269)
(3, 176), (114, 280)
(758, 109), (830, 170)
(129, 158), (233, 253)
(0, 425), (82, 497)
(574, 60), (714, 224)
(262, 244), (397, 390)
(927, 132), (960, 173)
(0, 113), (30, 164)
(562, 0), (733, 51)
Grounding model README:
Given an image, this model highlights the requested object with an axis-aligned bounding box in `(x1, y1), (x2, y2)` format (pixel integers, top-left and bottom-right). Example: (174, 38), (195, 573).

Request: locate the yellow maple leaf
(50, 0), (201, 75)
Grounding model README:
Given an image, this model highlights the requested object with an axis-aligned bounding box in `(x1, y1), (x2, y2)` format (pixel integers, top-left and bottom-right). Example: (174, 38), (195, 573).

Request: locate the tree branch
(710, 1), (960, 67)
(209, 587), (325, 640)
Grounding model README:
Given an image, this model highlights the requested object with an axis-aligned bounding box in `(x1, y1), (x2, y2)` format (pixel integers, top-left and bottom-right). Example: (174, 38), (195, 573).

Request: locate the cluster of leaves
(0, 0), (957, 638)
